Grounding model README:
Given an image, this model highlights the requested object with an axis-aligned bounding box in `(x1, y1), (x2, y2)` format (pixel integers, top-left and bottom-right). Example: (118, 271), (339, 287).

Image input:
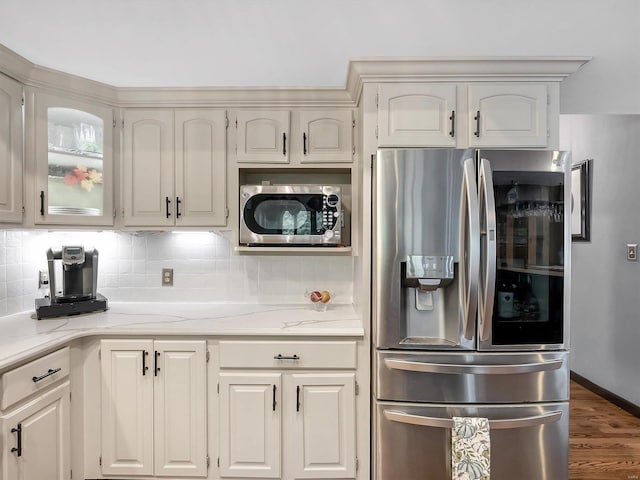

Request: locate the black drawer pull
(32, 367), (61, 383)
(39, 191), (45, 216)
(282, 132), (287, 156)
(296, 385), (301, 412)
(273, 354), (300, 360)
(303, 132), (308, 155)
(165, 196), (171, 218)
(176, 196), (182, 218)
(11, 424), (22, 457)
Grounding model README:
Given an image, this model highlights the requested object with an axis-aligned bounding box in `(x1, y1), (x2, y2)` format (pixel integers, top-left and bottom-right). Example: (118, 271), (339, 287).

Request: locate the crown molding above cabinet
(0, 42), (590, 108)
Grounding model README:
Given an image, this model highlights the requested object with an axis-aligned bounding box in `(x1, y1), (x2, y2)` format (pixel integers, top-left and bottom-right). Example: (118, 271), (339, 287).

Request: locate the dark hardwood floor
(570, 380), (640, 480)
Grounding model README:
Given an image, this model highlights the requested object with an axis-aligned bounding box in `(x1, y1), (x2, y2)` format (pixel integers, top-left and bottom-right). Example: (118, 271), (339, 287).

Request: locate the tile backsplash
(0, 229), (353, 317)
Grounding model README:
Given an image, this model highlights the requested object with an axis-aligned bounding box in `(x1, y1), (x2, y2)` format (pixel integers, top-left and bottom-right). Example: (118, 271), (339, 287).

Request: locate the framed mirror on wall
(571, 159), (592, 241)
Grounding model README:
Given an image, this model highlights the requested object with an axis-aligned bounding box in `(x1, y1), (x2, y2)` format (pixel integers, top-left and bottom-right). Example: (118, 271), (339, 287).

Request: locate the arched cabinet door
(378, 83), (457, 147)
(468, 84), (549, 147)
(236, 110), (290, 164)
(35, 93), (114, 226)
(298, 110), (354, 163)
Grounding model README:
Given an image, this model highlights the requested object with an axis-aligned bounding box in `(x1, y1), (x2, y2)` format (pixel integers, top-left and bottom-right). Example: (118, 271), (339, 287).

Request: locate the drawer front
(1, 347), (70, 410)
(376, 350), (569, 403)
(219, 341), (357, 369)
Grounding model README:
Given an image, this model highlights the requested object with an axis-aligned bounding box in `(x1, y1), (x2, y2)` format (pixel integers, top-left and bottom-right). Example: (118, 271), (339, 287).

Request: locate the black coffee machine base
(35, 294), (109, 320)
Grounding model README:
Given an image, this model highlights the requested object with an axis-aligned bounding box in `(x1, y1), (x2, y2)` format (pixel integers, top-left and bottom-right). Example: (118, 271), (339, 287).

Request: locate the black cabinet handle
(142, 350), (149, 376)
(303, 132), (307, 155)
(39, 191), (45, 216)
(32, 367), (61, 383)
(474, 110), (481, 138)
(272, 385), (277, 411)
(282, 132), (287, 156)
(273, 354), (300, 361)
(165, 196), (171, 218)
(176, 197), (182, 218)
(296, 385), (301, 412)
(11, 424), (22, 457)
(449, 110), (456, 138)
(154, 351), (160, 376)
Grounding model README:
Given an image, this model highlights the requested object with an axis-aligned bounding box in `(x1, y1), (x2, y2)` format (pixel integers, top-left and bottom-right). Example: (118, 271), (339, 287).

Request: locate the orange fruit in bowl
(320, 290), (331, 303)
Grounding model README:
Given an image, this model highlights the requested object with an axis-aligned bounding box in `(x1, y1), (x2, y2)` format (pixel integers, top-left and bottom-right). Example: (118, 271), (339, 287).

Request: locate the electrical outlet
(627, 244), (638, 261)
(162, 268), (174, 286)
(38, 270), (49, 289)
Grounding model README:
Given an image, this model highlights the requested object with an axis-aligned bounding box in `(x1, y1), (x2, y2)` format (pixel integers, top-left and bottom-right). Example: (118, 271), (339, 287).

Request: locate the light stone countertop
(0, 302), (364, 372)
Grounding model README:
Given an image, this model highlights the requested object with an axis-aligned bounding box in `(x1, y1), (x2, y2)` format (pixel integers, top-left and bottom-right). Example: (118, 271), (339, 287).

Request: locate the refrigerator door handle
(383, 409), (563, 430)
(384, 358), (563, 375)
(460, 158), (480, 340)
(478, 158), (497, 342)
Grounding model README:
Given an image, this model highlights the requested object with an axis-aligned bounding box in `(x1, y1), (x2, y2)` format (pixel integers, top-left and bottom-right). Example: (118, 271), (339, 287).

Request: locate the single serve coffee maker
(35, 246), (108, 319)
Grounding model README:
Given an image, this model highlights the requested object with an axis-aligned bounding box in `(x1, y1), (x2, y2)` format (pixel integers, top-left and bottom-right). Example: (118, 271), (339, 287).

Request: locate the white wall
(561, 115), (640, 406)
(0, 0), (639, 112)
(0, 230), (353, 317)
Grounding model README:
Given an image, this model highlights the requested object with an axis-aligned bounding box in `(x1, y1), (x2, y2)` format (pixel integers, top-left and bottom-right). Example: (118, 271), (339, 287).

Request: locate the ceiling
(0, 0), (637, 90)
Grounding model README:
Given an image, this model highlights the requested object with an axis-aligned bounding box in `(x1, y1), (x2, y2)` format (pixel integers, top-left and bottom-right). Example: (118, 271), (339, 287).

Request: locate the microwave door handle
(479, 158), (497, 342)
(383, 409), (562, 430)
(460, 158), (480, 340)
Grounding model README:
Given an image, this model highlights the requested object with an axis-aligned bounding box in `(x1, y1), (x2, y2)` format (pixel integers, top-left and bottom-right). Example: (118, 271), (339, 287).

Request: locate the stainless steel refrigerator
(373, 149), (571, 480)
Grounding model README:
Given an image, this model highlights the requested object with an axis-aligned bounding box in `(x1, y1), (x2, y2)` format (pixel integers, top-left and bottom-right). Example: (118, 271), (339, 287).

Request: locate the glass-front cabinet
(35, 94), (114, 225)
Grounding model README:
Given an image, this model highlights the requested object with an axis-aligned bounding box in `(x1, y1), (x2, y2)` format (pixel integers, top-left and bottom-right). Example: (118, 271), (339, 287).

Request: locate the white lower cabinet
(100, 339), (207, 477)
(1, 381), (70, 480)
(217, 340), (357, 480)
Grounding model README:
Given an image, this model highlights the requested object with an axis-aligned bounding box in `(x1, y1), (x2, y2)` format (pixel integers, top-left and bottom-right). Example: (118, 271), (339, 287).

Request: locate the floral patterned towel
(451, 417), (490, 480)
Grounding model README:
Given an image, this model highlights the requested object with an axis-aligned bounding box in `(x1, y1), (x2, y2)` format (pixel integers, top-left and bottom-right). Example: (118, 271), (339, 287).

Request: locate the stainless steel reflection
(373, 149), (473, 350)
(375, 401), (569, 480)
(375, 350), (569, 403)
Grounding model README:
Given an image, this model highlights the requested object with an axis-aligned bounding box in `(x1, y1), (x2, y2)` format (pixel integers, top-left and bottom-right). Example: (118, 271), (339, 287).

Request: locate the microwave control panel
(322, 193), (341, 230)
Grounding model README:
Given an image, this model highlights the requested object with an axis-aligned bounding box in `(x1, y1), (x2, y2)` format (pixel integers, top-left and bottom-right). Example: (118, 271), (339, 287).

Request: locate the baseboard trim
(571, 370), (640, 418)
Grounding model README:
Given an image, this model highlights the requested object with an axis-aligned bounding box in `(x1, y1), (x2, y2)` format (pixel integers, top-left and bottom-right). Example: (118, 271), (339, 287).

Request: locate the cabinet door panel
(378, 84), (457, 147)
(35, 94), (114, 225)
(100, 339), (154, 476)
(468, 84), (548, 147)
(154, 340), (207, 477)
(2, 382), (70, 480)
(175, 110), (227, 226)
(299, 110), (353, 163)
(219, 372), (281, 478)
(286, 373), (356, 479)
(123, 110), (174, 226)
(236, 110), (290, 163)
(0, 74), (22, 223)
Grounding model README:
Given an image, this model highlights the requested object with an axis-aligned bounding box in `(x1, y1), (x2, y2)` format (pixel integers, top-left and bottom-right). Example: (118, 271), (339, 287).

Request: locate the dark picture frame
(571, 159), (592, 241)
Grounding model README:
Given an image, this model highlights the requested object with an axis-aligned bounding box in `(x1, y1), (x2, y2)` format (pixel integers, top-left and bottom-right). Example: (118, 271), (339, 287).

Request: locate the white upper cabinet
(236, 109), (354, 164)
(378, 84), (457, 148)
(174, 110), (227, 226)
(377, 82), (551, 148)
(236, 110), (290, 164)
(467, 83), (549, 147)
(298, 110), (353, 163)
(35, 93), (114, 225)
(123, 109), (227, 227)
(0, 74), (23, 223)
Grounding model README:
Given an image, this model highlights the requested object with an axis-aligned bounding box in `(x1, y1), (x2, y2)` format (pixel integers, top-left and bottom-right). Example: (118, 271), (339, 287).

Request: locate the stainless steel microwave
(240, 185), (344, 246)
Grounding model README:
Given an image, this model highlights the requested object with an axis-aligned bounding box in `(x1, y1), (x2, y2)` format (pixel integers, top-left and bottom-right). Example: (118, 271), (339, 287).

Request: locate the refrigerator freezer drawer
(375, 401), (569, 480)
(376, 350), (569, 403)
